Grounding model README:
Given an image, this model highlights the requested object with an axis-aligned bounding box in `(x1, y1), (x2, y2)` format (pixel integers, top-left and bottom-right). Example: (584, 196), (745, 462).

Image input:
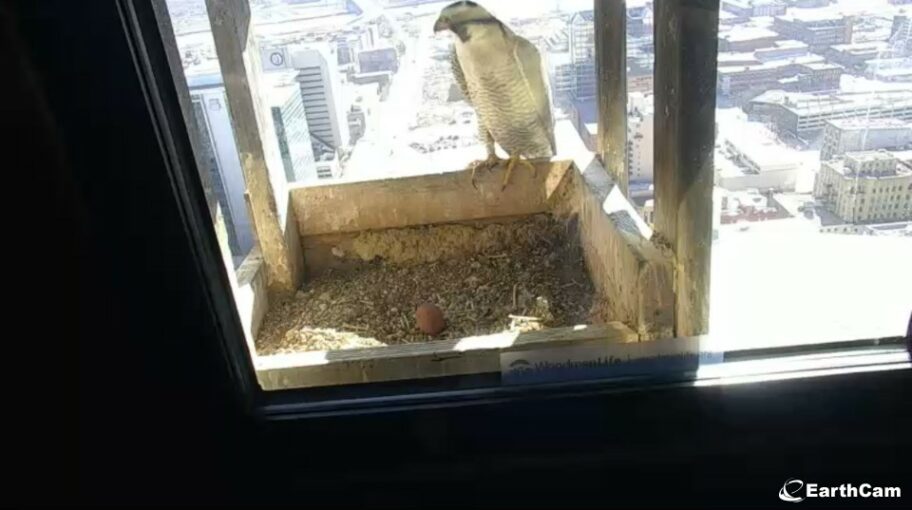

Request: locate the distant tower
(262, 71), (318, 182)
(186, 69), (254, 262)
(261, 45), (350, 159)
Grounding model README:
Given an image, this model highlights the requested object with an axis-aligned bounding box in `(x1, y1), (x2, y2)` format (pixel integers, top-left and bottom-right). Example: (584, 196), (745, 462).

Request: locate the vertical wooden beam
(594, 0), (628, 196)
(150, 0), (262, 356)
(205, 0), (302, 299)
(654, 0), (719, 337)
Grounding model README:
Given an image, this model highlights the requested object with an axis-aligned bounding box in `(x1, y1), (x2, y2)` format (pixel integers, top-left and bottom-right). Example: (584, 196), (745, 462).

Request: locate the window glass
(161, 0), (909, 393)
(711, 0), (912, 349)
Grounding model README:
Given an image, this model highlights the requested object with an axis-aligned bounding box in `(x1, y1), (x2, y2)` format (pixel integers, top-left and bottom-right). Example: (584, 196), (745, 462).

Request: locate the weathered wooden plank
(290, 161), (571, 236)
(235, 248), (269, 343)
(206, 0), (303, 298)
(654, 0), (719, 337)
(594, 0), (628, 196)
(554, 152), (675, 340)
(255, 322), (637, 389)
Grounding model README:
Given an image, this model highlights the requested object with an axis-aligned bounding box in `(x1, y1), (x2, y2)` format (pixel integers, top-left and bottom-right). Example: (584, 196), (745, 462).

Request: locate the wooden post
(205, 0), (302, 299)
(151, 0), (265, 354)
(149, 0), (238, 285)
(594, 0), (628, 196)
(654, 0), (719, 337)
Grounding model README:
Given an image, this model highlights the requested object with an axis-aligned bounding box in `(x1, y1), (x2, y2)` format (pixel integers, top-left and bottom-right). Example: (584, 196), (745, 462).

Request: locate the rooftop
(776, 11), (847, 23)
(870, 67), (912, 78)
(720, 26), (779, 42)
(718, 52), (761, 64)
(846, 150), (899, 163)
(827, 117), (911, 130)
(829, 41), (890, 54)
(718, 54), (825, 74)
(749, 89), (912, 115)
(724, 0), (782, 8)
(800, 62), (842, 71)
(769, 39), (809, 49)
(826, 151), (910, 178)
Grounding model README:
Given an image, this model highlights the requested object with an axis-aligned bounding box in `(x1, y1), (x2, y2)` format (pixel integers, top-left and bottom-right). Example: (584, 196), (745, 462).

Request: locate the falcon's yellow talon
(466, 155), (503, 189)
(501, 155), (535, 190)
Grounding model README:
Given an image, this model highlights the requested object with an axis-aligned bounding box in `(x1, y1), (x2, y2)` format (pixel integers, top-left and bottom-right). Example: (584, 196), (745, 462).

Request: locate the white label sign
(501, 336), (722, 385)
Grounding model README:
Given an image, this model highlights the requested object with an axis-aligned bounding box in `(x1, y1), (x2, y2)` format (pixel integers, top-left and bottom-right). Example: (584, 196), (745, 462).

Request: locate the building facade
(754, 40), (810, 62)
(814, 151), (912, 223)
(825, 42), (889, 71)
(569, 11), (596, 101)
(627, 93), (654, 182)
(568, 9), (655, 100)
(187, 72), (254, 262)
(263, 71), (317, 183)
(893, 15), (911, 57)
(718, 57), (840, 99)
(261, 45), (350, 158)
(820, 118), (912, 160)
(772, 13), (853, 50)
(746, 90), (912, 141)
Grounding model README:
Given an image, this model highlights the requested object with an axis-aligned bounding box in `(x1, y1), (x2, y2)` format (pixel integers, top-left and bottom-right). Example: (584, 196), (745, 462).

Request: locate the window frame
(123, 0), (912, 419)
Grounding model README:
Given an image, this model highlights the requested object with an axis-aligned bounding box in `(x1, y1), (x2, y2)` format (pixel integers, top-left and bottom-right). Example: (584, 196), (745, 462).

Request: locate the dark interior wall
(4, 1), (908, 506)
(2, 0), (253, 502)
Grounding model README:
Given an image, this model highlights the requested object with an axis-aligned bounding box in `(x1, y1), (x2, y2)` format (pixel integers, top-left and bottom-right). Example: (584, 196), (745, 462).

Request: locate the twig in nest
(341, 323), (369, 332)
(512, 284), (518, 309)
(509, 314), (543, 321)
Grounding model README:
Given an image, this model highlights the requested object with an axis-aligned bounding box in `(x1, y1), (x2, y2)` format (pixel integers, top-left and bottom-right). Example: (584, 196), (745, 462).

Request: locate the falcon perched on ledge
(434, 1), (556, 190)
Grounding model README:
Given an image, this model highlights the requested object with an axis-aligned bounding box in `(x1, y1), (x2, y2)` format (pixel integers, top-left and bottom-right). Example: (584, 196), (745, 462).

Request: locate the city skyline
(167, 0), (912, 238)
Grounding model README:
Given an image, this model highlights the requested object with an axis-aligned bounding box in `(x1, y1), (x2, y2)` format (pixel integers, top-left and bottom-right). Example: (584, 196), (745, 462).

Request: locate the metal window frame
(120, 0), (911, 419)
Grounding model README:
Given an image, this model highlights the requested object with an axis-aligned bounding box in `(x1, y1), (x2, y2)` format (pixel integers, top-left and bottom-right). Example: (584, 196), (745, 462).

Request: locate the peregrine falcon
(434, 1), (556, 190)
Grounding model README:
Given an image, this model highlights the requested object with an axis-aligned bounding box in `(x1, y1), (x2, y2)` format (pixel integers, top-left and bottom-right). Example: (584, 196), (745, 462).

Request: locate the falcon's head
(433, 1), (501, 41)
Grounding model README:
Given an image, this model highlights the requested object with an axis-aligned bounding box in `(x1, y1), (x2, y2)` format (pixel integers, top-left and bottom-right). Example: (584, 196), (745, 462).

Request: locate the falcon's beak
(433, 16), (449, 33)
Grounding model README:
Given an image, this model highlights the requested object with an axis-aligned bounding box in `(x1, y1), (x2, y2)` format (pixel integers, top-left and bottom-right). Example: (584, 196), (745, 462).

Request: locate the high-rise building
(261, 45), (350, 159)
(569, 11), (596, 101)
(569, 94), (655, 183)
(814, 151), (912, 223)
(186, 67), (254, 262)
(627, 92), (654, 182)
(546, 50), (575, 107)
(569, 9), (655, 101)
(262, 71), (318, 183)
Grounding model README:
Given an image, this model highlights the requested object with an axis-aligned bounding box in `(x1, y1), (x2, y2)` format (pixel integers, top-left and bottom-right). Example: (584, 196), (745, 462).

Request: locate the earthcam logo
(779, 479), (902, 503)
(779, 479), (805, 503)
